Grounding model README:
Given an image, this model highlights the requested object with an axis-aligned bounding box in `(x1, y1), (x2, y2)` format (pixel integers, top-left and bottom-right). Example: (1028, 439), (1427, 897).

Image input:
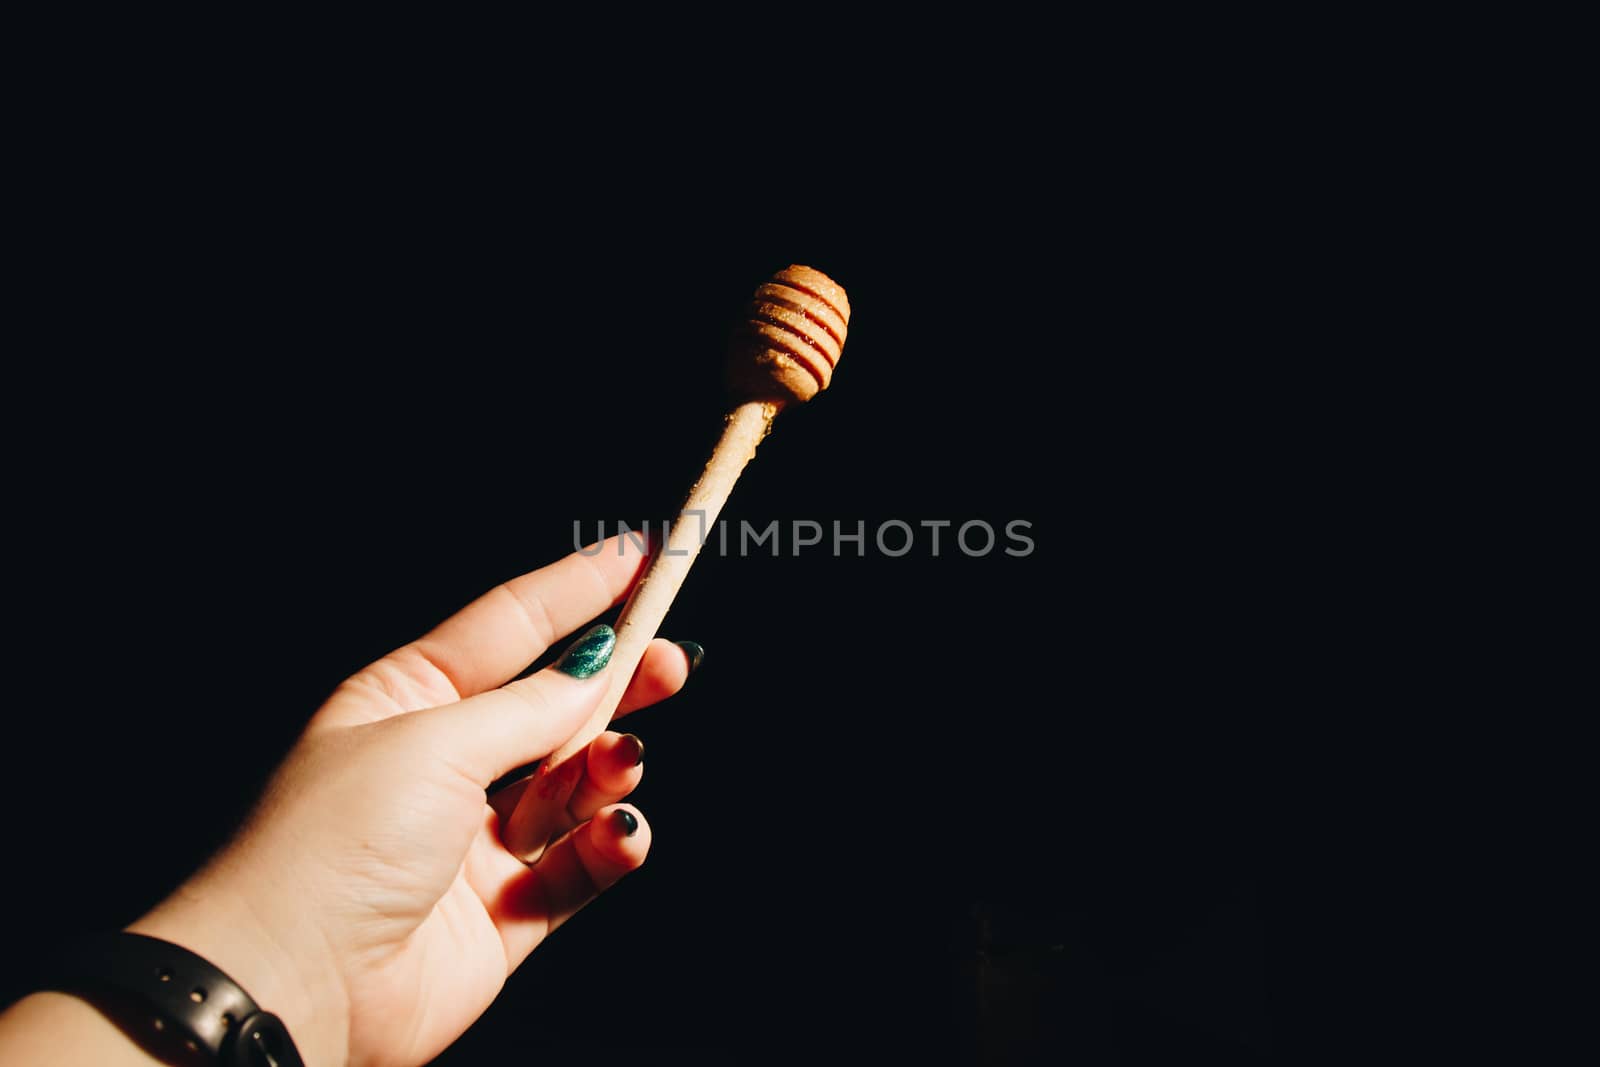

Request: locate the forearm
(0, 992), (166, 1066)
(0, 868), (347, 1067)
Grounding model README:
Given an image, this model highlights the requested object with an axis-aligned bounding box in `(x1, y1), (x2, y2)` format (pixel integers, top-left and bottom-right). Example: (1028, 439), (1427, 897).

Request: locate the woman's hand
(127, 536), (691, 1067)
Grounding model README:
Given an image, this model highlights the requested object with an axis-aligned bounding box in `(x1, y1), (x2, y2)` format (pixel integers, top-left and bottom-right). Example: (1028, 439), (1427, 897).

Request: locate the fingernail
(612, 809), (639, 837)
(620, 733), (645, 766)
(554, 624), (616, 679)
(674, 640), (705, 674)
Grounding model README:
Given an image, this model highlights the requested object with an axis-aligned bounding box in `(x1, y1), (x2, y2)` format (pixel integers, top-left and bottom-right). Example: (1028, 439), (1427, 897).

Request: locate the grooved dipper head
(728, 264), (851, 405)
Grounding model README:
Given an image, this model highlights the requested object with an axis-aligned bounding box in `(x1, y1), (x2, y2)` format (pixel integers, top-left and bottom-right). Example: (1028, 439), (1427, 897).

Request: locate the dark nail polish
(554, 624), (616, 679)
(674, 640), (705, 674)
(620, 733), (645, 766)
(613, 809), (639, 837)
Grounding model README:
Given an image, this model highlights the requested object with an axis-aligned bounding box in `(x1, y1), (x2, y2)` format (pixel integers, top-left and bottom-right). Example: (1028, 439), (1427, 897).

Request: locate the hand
(128, 536), (691, 1067)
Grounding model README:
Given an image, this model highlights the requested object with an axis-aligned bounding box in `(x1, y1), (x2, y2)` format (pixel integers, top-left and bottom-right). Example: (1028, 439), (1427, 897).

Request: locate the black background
(0, 139), (1352, 1062)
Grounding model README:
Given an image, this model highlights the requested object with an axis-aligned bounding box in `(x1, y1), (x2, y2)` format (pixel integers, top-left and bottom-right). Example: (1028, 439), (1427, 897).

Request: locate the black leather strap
(42, 932), (304, 1066)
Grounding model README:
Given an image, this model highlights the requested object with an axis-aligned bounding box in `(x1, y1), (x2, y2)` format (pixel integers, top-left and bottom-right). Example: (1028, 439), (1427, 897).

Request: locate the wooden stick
(503, 399), (779, 861)
(503, 262), (851, 862)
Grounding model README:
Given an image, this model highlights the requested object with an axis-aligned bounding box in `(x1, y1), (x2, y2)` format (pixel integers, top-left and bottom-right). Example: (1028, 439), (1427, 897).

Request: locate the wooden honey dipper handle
(503, 401), (776, 860)
(503, 264), (850, 863)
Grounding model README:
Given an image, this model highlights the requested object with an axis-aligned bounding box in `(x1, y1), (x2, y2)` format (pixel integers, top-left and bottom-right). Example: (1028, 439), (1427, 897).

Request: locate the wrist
(128, 870), (348, 1067)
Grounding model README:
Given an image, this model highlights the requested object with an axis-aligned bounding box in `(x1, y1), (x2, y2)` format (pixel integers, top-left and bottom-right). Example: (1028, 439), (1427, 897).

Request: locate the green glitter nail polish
(554, 624), (616, 679)
(674, 640), (705, 674)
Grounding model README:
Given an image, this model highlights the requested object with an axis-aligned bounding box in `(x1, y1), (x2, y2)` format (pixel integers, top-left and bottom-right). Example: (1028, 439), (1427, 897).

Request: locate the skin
(0, 536), (689, 1067)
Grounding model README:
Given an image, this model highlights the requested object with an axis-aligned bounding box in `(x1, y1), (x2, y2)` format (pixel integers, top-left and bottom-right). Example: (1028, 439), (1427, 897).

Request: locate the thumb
(407, 624), (617, 786)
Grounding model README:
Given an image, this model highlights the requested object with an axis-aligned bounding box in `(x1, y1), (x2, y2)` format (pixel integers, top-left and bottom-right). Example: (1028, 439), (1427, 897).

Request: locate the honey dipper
(504, 265), (851, 861)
